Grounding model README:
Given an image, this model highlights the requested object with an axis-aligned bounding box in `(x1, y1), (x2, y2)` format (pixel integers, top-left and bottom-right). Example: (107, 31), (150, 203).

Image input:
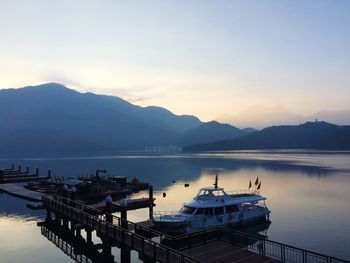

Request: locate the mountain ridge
(183, 121), (350, 152)
(217, 105), (350, 129)
(0, 83), (247, 156)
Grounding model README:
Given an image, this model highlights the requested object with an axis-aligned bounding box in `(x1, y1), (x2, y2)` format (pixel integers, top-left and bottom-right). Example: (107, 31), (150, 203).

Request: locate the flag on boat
(255, 177), (259, 186)
(257, 181), (261, 190)
(248, 180), (252, 189)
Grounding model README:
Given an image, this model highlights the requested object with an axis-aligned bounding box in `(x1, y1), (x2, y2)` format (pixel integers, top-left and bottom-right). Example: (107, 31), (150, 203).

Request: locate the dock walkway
(42, 195), (349, 263)
(180, 240), (279, 263)
(0, 183), (44, 202)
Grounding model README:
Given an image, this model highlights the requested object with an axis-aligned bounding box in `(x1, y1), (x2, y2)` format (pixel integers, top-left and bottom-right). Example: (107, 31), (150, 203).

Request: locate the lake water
(1, 150), (350, 262)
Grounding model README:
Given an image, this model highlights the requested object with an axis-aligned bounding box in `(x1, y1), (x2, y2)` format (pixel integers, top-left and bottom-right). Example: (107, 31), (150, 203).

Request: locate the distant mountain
(309, 110), (350, 126)
(217, 105), (305, 129)
(179, 121), (247, 146)
(183, 121), (350, 152)
(0, 83), (202, 155)
(217, 105), (350, 129)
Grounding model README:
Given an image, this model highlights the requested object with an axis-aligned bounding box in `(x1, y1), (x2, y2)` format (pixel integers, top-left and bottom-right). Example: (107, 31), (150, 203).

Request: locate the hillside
(179, 121), (248, 146)
(0, 83), (202, 155)
(183, 121), (350, 152)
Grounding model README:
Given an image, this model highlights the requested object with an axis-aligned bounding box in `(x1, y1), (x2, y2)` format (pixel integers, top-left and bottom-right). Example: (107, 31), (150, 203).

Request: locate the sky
(0, 0), (349, 121)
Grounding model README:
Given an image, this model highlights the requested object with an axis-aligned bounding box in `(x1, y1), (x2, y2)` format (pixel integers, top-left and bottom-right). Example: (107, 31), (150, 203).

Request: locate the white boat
(152, 176), (270, 234)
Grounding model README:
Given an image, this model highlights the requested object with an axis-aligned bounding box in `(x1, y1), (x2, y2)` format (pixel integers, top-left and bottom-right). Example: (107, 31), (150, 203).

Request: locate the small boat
(152, 175), (270, 234)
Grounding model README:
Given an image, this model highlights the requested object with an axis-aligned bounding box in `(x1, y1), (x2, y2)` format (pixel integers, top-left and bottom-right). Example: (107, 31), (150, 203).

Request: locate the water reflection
(1, 151), (350, 261)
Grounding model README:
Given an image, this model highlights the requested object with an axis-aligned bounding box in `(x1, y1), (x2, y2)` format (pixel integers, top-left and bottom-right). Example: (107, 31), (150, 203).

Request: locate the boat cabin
(195, 187), (227, 199)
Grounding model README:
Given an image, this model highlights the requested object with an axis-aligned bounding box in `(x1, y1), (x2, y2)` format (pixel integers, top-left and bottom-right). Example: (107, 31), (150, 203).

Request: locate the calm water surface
(1, 151), (350, 262)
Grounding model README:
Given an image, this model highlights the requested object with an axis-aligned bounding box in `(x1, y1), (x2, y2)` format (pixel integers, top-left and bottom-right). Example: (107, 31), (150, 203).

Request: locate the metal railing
(45, 195), (350, 263)
(43, 195), (199, 263)
(219, 227), (349, 263)
(225, 189), (260, 196)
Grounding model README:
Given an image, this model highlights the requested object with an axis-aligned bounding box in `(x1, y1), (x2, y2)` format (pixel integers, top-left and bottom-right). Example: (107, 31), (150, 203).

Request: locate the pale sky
(0, 0), (349, 121)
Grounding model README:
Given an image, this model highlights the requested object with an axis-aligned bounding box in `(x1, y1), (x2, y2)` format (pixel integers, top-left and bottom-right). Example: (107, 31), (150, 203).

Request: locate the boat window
(197, 189), (212, 196)
(195, 208), (204, 215)
(180, 206), (195, 214)
(226, 205), (239, 213)
(212, 190), (225, 196)
(241, 203), (254, 210)
(204, 208), (213, 215)
(214, 206), (224, 215)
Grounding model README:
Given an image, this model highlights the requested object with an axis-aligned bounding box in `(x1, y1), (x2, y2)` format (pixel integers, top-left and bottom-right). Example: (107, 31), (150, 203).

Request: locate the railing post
(263, 240), (266, 256)
(153, 243), (157, 261)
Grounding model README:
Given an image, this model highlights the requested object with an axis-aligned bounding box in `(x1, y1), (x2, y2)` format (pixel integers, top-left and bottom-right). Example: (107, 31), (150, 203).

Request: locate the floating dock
(0, 165), (50, 184)
(0, 183), (44, 202)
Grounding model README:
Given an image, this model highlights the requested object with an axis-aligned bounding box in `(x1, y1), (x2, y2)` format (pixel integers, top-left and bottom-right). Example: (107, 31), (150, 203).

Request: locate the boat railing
(152, 211), (182, 222)
(225, 189), (259, 196)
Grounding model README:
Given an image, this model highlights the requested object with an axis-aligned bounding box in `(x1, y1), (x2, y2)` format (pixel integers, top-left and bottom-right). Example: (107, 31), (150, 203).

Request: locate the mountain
(0, 83), (202, 155)
(309, 110), (350, 126)
(217, 105), (350, 129)
(217, 105), (305, 129)
(179, 121), (248, 146)
(183, 121), (350, 152)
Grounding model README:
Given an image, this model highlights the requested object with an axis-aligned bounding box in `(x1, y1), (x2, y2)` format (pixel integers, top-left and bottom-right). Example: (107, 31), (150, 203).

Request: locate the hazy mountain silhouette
(217, 105), (350, 129)
(179, 121), (250, 146)
(217, 105), (305, 129)
(183, 121), (350, 152)
(0, 83), (202, 155)
(309, 110), (350, 126)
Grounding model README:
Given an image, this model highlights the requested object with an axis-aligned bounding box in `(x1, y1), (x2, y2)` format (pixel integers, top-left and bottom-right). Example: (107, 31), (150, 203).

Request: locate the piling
(70, 186), (76, 201)
(149, 185), (153, 220)
(103, 196), (113, 256)
(119, 197), (130, 263)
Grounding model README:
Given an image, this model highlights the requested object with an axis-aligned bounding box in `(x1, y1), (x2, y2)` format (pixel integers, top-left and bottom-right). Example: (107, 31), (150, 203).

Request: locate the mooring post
(70, 186), (76, 201)
(86, 227), (92, 243)
(120, 197), (131, 263)
(48, 169), (51, 178)
(46, 209), (52, 222)
(19, 165), (21, 172)
(120, 199), (128, 230)
(149, 185), (153, 221)
(61, 186), (69, 228)
(36, 168), (39, 176)
(26, 166), (29, 174)
(102, 195), (113, 257)
(105, 195), (113, 224)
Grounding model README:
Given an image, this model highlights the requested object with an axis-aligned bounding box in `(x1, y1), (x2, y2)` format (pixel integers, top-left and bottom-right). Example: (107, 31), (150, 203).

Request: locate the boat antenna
(214, 174), (219, 189)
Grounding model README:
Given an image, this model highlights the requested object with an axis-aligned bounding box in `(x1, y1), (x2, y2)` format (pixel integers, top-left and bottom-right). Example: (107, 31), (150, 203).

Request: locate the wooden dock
(41, 195), (349, 263)
(180, 240), (279, 263)
(42, 195), (199, 263)
(1, 165), (50, 184)
(0, 183), (44, 202)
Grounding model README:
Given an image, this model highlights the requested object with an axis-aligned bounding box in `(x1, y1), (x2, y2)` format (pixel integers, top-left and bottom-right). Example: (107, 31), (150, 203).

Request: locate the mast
(214, 174), (218, 189)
